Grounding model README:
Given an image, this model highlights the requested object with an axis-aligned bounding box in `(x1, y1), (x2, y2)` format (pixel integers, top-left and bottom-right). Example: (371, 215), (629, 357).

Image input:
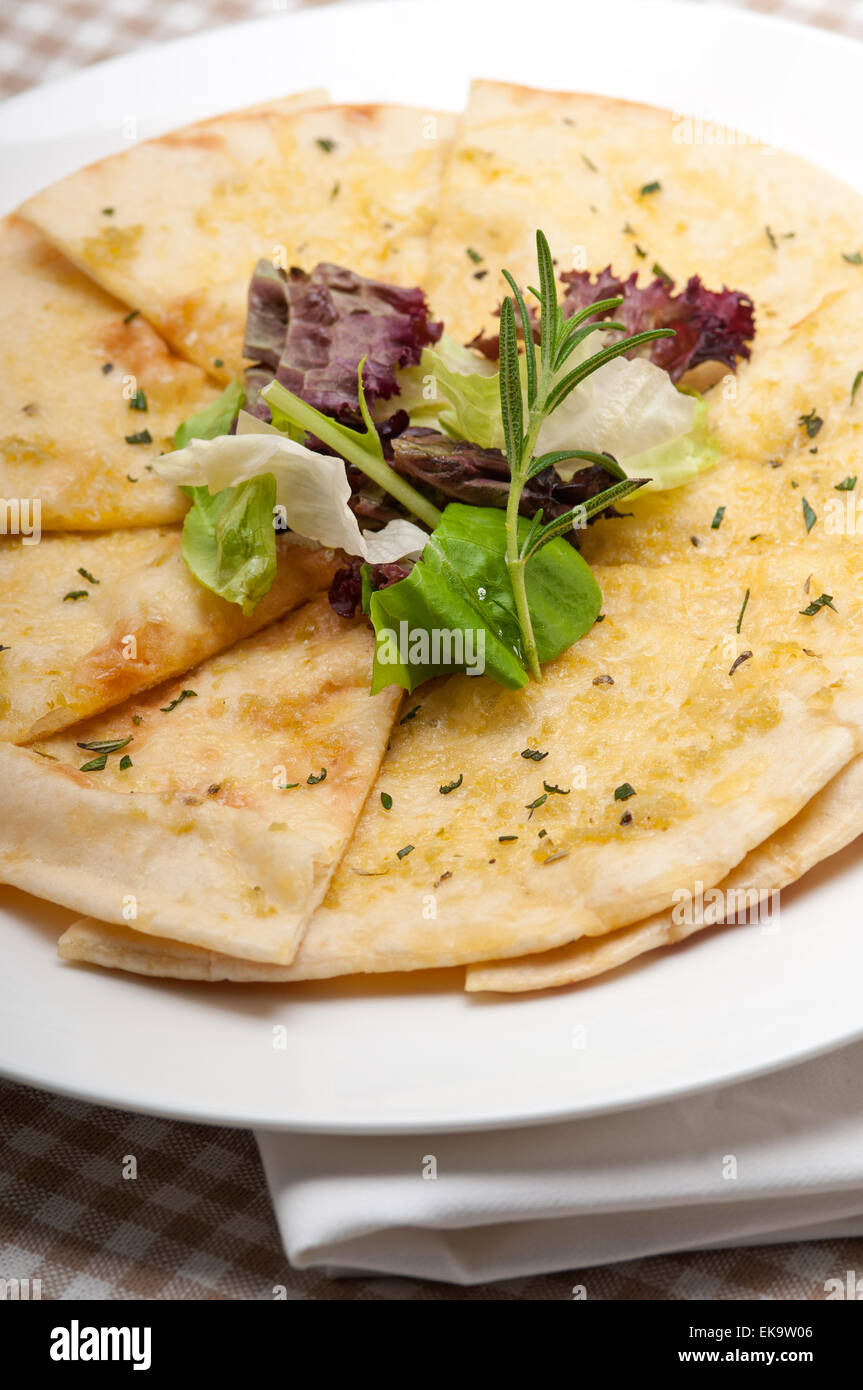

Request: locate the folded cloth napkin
(256, 1039), (863, 1283)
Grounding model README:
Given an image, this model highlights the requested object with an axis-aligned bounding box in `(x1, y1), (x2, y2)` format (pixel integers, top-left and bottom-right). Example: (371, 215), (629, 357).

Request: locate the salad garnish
(164, 229), (756, 695)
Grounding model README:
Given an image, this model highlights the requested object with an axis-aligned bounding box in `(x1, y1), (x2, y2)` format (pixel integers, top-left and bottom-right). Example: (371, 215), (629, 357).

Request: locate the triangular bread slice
(53, 546), (863, 979)
(20, 100), (455, 378)
(0, 215), (219, 529)
(424, 80), (863, 350)
(56, 752), (863, 985)
(466, 753), (863, 991)
(0, 526), (335, 743)
(582, 285), (863, 567)
(1, 597), (399, 963)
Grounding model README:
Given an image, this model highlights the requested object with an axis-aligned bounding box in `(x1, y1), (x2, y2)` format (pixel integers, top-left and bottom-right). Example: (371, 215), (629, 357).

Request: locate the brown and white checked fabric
(3, 1078), (863, 1301)
(1, 0), (863, 1302)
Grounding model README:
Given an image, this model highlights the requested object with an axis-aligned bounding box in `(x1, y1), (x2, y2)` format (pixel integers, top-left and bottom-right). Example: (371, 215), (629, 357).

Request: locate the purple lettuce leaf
(243, 260), (441, 421)
(558, 267), (755, 381)
(470, 267), (755, 380)
(329, 558), (413, 619)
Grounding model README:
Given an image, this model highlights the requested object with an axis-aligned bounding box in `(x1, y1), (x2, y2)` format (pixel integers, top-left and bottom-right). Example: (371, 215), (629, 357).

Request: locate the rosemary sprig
(497, 230), (675, 678)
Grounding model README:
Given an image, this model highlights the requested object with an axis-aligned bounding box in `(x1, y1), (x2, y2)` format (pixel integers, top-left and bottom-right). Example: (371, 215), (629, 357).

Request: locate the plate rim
(2, 0), (863, 1134)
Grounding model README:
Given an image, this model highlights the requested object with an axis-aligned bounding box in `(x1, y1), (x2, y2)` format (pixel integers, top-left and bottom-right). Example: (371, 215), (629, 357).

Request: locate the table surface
(1, 0), (862, 1301)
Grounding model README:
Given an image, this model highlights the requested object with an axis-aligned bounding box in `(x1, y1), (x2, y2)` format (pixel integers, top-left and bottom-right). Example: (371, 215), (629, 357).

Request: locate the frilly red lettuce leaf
(558, 268), (755, 382)
(243, 260), (442, 421)
(471, 267), (755, 381)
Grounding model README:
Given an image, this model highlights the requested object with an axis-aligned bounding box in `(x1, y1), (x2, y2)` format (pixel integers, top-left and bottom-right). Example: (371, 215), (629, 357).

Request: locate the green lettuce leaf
(622, 395), (719, 491)
(174, 378), (245, 449)
(406, 340), (717, 492)
(398, 335), (504, 448)
(369, 502), (601, 693)
(180, 473), (277, 615)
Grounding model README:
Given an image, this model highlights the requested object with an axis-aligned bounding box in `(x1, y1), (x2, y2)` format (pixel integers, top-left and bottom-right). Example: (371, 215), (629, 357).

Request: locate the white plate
(1, 0), (862, 1134)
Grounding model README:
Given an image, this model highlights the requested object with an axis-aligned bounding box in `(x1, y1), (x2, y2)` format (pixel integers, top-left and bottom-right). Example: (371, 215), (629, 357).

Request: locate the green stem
(504, 482), (541, 682)
(263, 380), (442, 531)
(503, 364), (550, 681)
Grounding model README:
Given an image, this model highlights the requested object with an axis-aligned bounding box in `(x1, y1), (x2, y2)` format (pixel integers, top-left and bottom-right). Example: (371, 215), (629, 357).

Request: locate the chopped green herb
(466, 247), (483, 263)
(102, 207), (114, 215)
(542, 850), (570, 866)
(129, 388), (147, 411)
(131, 714), (143, 726)
(729, 650), (753, 676)
(836, 476), (857, 491)
(474, 269), (489, 280)
(798, 409), (823, 439)
(316, 137), (335, 152)
(634, 244), (647, 258)
(802, 497), (817, 533)
(77, 567), (99, 584)
(76, 737), (132, 754)
(330, 181), (340, 200)
(582, 153), (597, 172)
(614, 783), (636, 802)
(63, 590), (88, 601)
(537, 829), (547, 839)
(0, 645), (8, 653)
(126, 474), (138, 483)
(640, 180), (661, 195)
(842, 250), (863, 265)
(160, 689), (197, 713)
(307, 767), (327, 785)
(123, 309), (140, 324)
(652, 262), (672, 283)
(125, 429), (152, 445)
(765, 225), (777, 250)
(213, 357), (224, 368)
(543, 781), (570, 795)
(280, 783), (300, 790)
(396, 844), (414, 860)
(521, 748), (548, 762)
(498, 835), (518, 842)
(711, 506), (726, 530)
(799, 593), (837, 617)
(80, 754), (108, 772)
(736, 587), (750, 634)
(622, 222), (636, 235)
(400, 705), (421, 724)
(852, 371), (863, 404)
(119, 755), (133, 771)
(380, 792), (393, 810)
(439, 774), (463, 795)
(525, 793), (548, 818)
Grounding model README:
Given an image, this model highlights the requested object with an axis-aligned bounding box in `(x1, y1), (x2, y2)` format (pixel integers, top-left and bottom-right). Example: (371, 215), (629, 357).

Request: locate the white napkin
(256, 1039), (863, 1283)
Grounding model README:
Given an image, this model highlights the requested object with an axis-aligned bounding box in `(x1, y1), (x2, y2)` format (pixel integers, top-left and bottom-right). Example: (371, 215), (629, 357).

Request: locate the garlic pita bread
(425, 81), (863, 349)
(0, 527), (335, 744)
(582, 285), (863, 566)
(1, 598), (400, 963)
(56, 547), (863, 980)
(56, 751), (863, 985)
(20, 101), (455, 379)
(0, 216), (219, 530)
(466, 753), (863, 992)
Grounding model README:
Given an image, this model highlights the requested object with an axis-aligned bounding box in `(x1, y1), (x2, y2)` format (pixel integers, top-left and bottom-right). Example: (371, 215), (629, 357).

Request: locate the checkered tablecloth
(4, 1079), (863, 1300)
(2, 0), (863, 1302)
